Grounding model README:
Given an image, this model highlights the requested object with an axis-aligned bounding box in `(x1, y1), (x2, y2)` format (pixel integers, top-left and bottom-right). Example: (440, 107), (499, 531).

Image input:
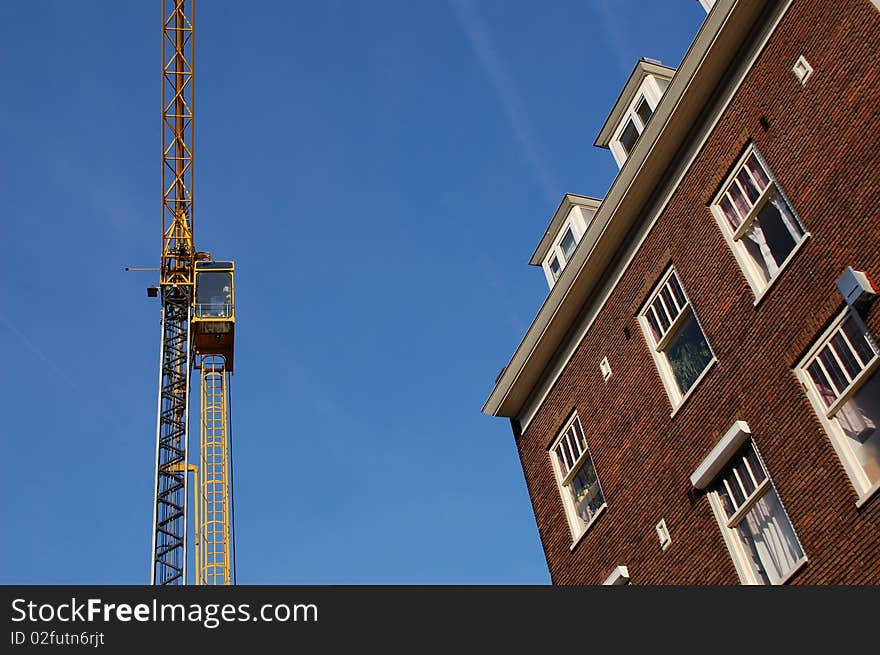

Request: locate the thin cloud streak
(449, 0), (559, 203)
(593, 0), (632, 77)
(0, 313), (79, 391)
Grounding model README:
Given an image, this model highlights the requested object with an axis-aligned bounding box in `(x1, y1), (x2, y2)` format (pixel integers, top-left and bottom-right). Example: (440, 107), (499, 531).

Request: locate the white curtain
(836, 375), (880, 483)
(837, 398), (876, 438)
(741, 488), (803, 585)
(745, 221), (779, 277)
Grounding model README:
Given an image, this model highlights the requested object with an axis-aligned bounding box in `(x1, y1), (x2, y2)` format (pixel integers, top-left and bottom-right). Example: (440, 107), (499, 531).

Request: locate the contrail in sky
(449, 0), (559, 203)
(0, 313), (79, 391)
(593, 0), (633, 77)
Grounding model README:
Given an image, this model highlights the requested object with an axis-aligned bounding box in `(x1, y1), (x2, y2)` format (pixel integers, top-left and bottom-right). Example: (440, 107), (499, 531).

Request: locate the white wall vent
(655, 518), (671, 550)
(600, 356), (612, 381)
(792, 56), (813, 85)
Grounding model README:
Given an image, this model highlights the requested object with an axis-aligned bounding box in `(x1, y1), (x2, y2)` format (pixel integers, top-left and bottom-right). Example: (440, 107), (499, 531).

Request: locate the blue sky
(0, 1), (706, 584)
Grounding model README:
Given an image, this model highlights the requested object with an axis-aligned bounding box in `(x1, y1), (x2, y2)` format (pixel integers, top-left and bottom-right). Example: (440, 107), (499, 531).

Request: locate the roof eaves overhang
(483, 0), (770, 419)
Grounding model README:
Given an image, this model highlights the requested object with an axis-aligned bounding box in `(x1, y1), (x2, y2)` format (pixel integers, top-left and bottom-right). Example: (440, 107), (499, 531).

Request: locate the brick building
(482, 0), (880, 584)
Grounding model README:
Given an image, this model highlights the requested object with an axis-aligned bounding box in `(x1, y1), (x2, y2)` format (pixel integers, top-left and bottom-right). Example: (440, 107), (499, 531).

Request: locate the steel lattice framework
(151, 0), (196, 586)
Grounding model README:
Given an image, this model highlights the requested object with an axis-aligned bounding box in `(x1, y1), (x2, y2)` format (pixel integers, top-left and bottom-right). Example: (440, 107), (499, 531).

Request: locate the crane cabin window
(195, 262), (233, 318)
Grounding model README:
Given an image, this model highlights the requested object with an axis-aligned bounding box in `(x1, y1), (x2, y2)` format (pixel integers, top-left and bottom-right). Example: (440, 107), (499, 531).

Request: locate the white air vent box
(837, 267), (876, 308)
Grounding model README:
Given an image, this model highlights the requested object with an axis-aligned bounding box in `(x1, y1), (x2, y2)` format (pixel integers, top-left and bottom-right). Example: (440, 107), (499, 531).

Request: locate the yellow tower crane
(148, 0), (236, 586)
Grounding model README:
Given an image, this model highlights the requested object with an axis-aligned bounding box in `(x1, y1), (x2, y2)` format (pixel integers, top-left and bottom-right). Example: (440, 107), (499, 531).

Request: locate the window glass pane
(724, 471), (747, 508)
(660, 284), (681, 321)
(808, 360), (837, 408)
(566, 428), (582, 462)
(570, 457), (604, 527)
(738, 487), (804, 585)
(669, 274), (687, 309)
(831, 332), (863, 380)
(734, 521), (772, 585)
(717, 480), (737, 519)
(745, 447), (767, 486)
(734, 459), (757, 498)
(661, 286), (680, 322)
(736, 170), (761, 203)
(652, 297), (671, 332)
(550, 256), (562, 280)
(196, 261), (233, 270)
(555, 444), (570, 474)
(745, 154), (770, 189)
(729, 184), (750, 217)
(647, 309), (662, 343)
(842, 317), (877, 367)
(636, 98), (653, 127)
(559, 228), (577, 261)
(572, 419), (587, 452)
(195, 271), (232, 318)
(619, 119), (640, 154)
(664, 313), (713, 395)
(720, 196), (741, 230)
(752, 193), (800, 272)
(564, 432), (578, 468)
(834, 371), (880, 486)
(818, 347), (849, 396)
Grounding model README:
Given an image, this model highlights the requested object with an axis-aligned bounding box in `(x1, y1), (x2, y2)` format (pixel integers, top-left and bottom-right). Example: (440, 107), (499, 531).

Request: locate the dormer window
(530, 194), (602, 291)
(549, 255), (562, 280)
(618, 96), (654, 155)
(619, 120), (640, 155)
(595, 59), (676, 170)
(545, 224), (580, 283)
(613, 92), (658, 163)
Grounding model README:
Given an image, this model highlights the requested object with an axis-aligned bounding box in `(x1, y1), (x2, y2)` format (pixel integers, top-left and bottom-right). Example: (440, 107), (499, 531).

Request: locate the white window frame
(693, 429), (807, 585)
(541, 218), (584, 287)
(549, 413), (607, 545)
(637, 267), (716, 412)
(609, 93), (655, 167)
(796, 308), (880, 505)
(710, 144), (809, 301)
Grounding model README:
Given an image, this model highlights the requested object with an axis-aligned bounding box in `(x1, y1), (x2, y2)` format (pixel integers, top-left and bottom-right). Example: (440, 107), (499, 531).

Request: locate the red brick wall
(516, 0), (880, 584)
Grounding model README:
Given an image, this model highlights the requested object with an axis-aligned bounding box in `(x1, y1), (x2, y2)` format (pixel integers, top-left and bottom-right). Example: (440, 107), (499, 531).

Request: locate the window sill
(569, 503), (607, 552)
(751, 232), (811, 308)
(855, 479), (880, 509)
(670, 358), (718, 419)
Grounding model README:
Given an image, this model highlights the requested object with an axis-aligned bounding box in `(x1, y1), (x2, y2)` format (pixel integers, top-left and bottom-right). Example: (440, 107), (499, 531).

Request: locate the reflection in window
(551, 416), (607, 538)
(665, 313), (713, 396)
(711, 442), (805, 585)
(640, 268), (714, 404)
(617, 95), (654, 158)
(559, 228), (577, 261)
(619, 119), (640, 155)
(196, 271), (232, 318)
(714, 149), (806, 292)
(636, 97), (653, 126)
(803, 313), (880, 489)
